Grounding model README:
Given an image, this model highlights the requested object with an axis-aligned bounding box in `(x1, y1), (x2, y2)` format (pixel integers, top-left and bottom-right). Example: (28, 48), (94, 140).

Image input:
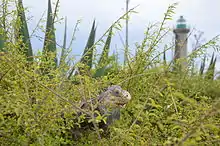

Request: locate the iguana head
(98, 85), (131, 108)
(79, 85), (131, 126)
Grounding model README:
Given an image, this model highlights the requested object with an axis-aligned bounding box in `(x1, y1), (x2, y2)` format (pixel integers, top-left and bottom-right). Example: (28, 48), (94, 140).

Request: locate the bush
(0, 1), (220, 145)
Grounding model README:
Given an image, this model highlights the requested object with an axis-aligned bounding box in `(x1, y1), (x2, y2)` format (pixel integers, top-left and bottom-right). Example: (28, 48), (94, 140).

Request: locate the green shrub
(0, 1), (220, 145)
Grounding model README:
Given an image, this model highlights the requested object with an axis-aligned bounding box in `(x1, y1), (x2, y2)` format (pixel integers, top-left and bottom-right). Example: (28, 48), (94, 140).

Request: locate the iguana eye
(114, 89), (120, 95)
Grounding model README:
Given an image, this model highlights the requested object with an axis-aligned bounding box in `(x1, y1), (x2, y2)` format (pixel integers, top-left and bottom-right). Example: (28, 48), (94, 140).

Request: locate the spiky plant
(59, 17), (67, 67)
(15, 0), (33, 61)
(98, 27), (112, 67)
(0, 27), (4, 51)
(42, 0), (57, 67)
(0, 0), (7, 52)
(163, 48), (167, 66)
(200, 54), (206, 75)
(93, 27), (113, 77)
(80, 20), (96, 70)
(205, 52), (217, 80)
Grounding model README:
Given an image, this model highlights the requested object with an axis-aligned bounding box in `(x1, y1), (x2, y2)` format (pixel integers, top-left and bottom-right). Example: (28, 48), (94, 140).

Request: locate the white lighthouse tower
(173, 16), (190, 67)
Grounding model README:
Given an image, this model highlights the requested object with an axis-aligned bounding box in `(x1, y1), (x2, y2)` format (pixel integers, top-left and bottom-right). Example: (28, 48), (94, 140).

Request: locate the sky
(23, 0), (220, 71)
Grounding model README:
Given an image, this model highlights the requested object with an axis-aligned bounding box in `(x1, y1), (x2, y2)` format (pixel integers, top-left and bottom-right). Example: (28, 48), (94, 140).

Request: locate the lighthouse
(173, 16), (190, 67)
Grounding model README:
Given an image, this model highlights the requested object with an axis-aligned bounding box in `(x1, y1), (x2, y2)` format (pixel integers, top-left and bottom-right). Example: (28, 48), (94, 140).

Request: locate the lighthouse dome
(176, 16), (187, 29)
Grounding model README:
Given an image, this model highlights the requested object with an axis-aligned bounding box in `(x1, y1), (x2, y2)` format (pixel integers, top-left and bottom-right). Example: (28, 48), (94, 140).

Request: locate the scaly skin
(80, 85), (131, 125)
(68, 85), (131, 139)
(80, 85), (131, 110)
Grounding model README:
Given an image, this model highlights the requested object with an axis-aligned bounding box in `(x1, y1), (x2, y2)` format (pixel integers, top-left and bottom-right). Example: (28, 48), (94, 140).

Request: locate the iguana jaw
(116, 102), (127, 108)
(115, 92), (131, 108)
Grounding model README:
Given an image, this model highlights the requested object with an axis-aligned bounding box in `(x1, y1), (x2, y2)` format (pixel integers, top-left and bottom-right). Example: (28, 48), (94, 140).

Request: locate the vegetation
(0, 0), (220, 145)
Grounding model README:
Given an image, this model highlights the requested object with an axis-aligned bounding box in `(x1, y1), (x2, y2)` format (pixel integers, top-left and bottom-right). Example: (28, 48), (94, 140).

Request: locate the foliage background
(0, 0), (220, 145)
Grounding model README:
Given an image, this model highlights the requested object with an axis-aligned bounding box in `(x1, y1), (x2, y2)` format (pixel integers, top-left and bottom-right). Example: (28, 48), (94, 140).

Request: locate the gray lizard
(68, 85), (131, 139)
(80, 85), (131, 125)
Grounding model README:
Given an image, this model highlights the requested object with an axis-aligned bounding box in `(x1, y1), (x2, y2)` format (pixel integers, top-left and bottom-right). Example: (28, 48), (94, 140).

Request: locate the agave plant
(97, 27), (113, 67)
(15, 0), (33, 61)
(59, 17), (67, 67)
(42, 0), (57, 67)
(200, 54), (206, 75)
(72, 22), (115, 78)
(205, 52), (217, 80)
(2, 0), (115, 79)
(163, 47), (167, 66)
(0, 27), (4, 51)
(93, 27), (113, 77)
(0, 0), (8, 52)
(80, 20), (96, 70)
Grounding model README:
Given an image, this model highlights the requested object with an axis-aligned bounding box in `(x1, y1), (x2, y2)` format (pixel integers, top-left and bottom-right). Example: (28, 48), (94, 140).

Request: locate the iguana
(80, 85), (131, 124)
(69, 85), (131, 139)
